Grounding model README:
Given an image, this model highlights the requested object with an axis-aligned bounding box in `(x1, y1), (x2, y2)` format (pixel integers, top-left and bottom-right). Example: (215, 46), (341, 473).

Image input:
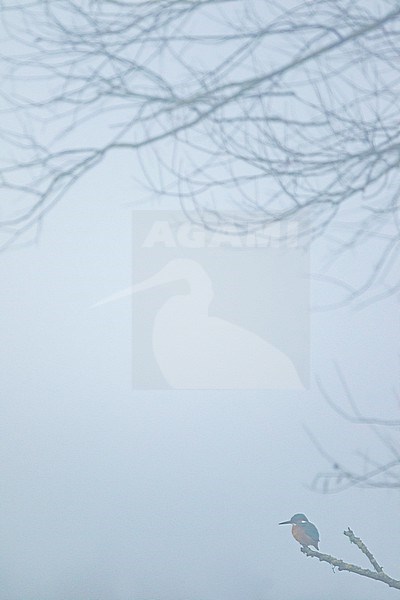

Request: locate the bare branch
(0, 0), (400, 300)
(343, 528), (383, 573)
(301, 528), (400, 590)
(310, 364), (400, 493)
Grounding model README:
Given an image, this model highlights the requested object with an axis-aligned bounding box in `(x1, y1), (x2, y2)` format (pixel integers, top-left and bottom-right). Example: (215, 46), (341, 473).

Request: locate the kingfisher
(279, 513), (320, 549)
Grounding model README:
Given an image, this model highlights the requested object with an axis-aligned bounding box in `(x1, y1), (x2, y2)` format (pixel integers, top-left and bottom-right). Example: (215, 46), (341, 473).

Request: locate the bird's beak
(92, 265), (174, 308)
(279, 520), (292, 525)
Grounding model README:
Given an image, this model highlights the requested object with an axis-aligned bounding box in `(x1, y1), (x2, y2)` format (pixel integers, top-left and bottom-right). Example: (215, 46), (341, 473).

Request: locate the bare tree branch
(309, 366), (400, 492)
(301, 528), (400, 590)
(0, 0), (400, 300)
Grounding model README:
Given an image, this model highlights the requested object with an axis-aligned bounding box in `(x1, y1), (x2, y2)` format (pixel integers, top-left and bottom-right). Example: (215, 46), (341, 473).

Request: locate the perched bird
(279, 513), (320, 549)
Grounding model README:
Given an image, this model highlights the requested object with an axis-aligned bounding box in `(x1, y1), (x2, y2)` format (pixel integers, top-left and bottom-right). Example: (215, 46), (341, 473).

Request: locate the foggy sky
(1, 2), (400, 599)
(0, 159), (399, 600)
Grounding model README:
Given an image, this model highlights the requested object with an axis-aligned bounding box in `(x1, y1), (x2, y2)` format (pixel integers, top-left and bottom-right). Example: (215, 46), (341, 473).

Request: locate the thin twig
(344, 528), (383, 573)
(301, 529), (400, 590)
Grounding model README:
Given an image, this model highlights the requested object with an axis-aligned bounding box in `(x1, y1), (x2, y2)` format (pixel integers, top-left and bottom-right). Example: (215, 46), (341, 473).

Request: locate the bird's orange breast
(292, 524), (319, 549)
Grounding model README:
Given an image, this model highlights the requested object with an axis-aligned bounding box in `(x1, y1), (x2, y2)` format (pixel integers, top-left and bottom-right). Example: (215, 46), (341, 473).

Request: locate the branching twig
(301, 528), (400, 590)
(1, 0), (400, 303)
(344, 527), (383, 573)
(310, 366), (400, 493)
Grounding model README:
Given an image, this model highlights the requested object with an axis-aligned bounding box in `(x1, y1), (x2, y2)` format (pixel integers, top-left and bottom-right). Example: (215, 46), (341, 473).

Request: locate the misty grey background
(1, 0), (400, 597)
(0, 159), (399, 600)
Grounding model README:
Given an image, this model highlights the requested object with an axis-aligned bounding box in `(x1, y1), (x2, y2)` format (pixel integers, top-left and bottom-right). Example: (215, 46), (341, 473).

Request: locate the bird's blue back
(303, 521), (319, 542)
